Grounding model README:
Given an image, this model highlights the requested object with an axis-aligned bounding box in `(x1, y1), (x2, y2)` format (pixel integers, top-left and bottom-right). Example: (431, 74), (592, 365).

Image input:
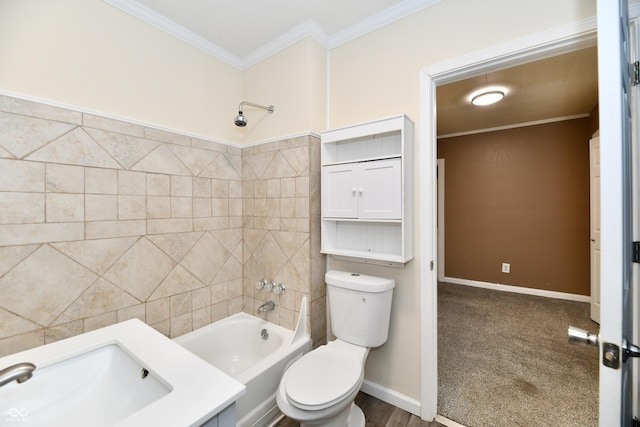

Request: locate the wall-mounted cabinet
(321, 115), (414, 266)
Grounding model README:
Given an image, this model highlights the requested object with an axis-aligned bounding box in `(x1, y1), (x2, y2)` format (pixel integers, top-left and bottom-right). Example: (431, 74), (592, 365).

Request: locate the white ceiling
(103, 0), (441, 69)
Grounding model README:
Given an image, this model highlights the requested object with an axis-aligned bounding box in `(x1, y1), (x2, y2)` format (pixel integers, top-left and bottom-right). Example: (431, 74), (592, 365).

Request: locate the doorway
(418, 22), (599, 423)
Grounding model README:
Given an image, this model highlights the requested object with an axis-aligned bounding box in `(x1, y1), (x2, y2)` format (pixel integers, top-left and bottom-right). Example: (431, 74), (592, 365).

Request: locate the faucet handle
(265, 281), (275, 291)
(256, 279), (267, 289)
(273, 283), (286, 295)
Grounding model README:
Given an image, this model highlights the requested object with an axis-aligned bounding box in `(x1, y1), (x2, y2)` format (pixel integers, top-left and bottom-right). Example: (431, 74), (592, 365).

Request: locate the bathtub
(175, 300), (311, 427)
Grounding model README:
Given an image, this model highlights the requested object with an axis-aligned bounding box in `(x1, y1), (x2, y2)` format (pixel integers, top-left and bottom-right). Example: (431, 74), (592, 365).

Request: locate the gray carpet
(438, 282), (599, 427)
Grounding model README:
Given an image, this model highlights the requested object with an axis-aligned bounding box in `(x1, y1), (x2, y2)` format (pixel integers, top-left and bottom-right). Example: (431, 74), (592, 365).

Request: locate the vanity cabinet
(320, 115), (414, 266)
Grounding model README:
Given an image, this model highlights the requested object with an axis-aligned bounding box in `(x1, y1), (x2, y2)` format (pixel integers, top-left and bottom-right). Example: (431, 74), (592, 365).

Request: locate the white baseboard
(360, 379), (421, 417)
(435, 415), (467, 427)
(441, 277), (590, 303)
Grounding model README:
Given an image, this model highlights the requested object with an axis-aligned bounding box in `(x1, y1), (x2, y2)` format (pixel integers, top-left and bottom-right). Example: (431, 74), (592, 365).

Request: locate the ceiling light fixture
(471, 90), (505, 106)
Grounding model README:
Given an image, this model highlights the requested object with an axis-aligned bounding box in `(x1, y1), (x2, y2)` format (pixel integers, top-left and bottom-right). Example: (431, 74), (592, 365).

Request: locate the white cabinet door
(358, 158), (401, 219)
(322, 163), (358, 218)
(323, 158), (402, 220)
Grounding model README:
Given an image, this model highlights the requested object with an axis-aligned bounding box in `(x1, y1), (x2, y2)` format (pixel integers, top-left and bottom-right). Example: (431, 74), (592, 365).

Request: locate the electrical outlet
(502, 263), (510, 273)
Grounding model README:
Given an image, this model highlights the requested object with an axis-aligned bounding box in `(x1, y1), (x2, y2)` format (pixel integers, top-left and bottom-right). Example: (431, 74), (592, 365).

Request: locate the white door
(590, 135), (601, 323)
(596, 0), (637, 424)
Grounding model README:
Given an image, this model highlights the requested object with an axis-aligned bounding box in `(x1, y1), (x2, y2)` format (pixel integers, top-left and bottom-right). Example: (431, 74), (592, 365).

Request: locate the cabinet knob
(352, 188), (357, 194)
(358, 188), (364, 195)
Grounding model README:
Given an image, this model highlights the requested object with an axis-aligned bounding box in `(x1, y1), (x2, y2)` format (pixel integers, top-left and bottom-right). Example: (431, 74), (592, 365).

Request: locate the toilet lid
(285, 346), (362, 410)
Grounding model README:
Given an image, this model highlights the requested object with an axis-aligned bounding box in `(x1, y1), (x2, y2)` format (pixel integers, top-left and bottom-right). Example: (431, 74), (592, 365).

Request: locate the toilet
(276, 270), (395, 427)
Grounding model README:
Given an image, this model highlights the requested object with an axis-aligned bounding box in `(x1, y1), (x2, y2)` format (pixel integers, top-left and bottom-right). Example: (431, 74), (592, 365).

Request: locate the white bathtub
(175, 303), (311, 427)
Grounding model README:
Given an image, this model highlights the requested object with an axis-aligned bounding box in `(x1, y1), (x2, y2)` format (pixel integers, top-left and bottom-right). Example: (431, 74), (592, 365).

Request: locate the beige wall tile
(171, 176), (192, 197)
(211, 301), (228, 322)
(118, 195), (146, 220)
(0, 94), (82, 125)
(85, 220), (145, 239)
(192, 287), (210, 310)
(118, 170), (146, 195)
(83, 114), (145, 137)
(86, 168), (117, 194)
(192, 306), (211, 330)
(229, 180), (242, 198)
(0, 159), (44, 192)
(146, 174), (170, 196)
(229, 198), (243, 217)
(45, 320), (83, 344)
(211, 179), (228, 197)
(84, 311), (117, 332)
(151, 319), (171, 337)
(295, 197), (310, 218)
(193, 197), (212, 217)
(211, 198), (229, 217)
(170, 312), (193, 338)
(46, 193), (84, 222)
(0, 222), (84, 246)
(117, 304), (146, 322)
(0, 330), (44, 357)
(147, 218), (193, 234)
(281, 178), (295, 197)
(146, 196), (170, 219)
(85, 194), (117, 221)
(145, 127), (190, 146)
(46, 163), (84, 193)
(146, 298), (170, 323)
(194, 217), (229, 231)
(0, 193), (44, 224)
(171, 292), (192, 317)
(296, 176), (310, 197)
(171, 197), (192, 218)
(193, 177), (211, 197)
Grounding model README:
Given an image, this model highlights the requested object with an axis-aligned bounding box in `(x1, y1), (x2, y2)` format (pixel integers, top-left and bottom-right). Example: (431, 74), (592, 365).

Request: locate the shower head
(234, 111), (247, 127)
(234, 101), (274, 127)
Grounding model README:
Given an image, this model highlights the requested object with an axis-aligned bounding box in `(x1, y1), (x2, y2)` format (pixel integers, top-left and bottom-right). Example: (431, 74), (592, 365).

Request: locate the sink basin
(0, 319), (245, 426)
(1, 343), (170, 426)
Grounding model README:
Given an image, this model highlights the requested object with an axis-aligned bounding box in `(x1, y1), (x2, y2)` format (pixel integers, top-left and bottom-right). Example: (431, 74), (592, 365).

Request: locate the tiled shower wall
(242, 137), (325, 346)
(0, 94), (324, 357)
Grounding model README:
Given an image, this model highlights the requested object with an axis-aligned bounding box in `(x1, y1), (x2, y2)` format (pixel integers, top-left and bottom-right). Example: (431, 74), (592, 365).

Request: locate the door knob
(568, 326), (599, 347)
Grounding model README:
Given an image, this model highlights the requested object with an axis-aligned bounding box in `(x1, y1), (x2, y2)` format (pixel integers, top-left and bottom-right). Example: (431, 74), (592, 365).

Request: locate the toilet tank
(326, 270), (395, 347)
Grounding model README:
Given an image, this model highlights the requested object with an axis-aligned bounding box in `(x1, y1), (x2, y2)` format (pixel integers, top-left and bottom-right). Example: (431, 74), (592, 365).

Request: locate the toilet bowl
(276, 271), (395, 427)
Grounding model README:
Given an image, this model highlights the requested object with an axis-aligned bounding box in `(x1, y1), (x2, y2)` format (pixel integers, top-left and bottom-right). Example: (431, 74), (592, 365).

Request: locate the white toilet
(276, 270), (395, 427)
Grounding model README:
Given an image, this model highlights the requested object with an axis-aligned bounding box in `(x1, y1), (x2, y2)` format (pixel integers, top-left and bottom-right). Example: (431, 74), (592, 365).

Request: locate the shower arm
(238, 101), (274, 114)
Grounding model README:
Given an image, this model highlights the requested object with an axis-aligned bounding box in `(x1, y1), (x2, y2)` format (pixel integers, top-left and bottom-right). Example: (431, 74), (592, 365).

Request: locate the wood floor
(274, 392), (445, 427)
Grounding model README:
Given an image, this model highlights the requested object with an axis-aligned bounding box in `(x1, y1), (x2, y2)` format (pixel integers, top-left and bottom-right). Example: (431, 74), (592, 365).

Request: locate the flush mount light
(471, 90), (505, 106)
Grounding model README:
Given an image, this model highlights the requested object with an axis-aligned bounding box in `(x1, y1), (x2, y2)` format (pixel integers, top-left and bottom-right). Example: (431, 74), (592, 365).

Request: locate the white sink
(1, 344), (170, 426)
(0, 319), (245, 427)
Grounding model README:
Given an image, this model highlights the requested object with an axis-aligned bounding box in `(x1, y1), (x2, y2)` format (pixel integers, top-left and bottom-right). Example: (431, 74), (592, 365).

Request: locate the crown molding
(241, 20), (329, 69)
(327, 0), (443, 49)
(102, 0), (244, 69)
(103, 0), (442, 71)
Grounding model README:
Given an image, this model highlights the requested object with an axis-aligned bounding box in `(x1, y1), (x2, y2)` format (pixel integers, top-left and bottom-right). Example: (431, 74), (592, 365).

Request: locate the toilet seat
(285, 345), (362, 411)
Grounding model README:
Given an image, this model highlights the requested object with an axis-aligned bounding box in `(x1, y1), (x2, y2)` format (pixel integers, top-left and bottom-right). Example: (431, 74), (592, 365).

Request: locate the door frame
(418, 20), (599, 420)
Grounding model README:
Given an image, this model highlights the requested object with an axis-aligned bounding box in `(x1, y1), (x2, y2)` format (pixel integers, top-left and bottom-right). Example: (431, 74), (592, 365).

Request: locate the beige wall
(438, 119), (591, 295)
(242, 37), (327, 144)
(0, 0), (243, 143)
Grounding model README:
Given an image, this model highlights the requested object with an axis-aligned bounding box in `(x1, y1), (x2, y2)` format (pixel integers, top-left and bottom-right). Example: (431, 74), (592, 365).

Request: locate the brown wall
(438, 118), (591, 295)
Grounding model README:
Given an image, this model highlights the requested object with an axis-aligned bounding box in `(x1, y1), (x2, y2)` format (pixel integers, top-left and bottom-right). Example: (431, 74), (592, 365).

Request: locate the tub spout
(0, 362), (36, 388)
(257, 301), (275, 315)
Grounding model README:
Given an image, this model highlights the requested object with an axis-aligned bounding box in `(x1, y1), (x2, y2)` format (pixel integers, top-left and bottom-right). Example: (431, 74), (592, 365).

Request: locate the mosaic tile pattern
(0, 94), (325, 356)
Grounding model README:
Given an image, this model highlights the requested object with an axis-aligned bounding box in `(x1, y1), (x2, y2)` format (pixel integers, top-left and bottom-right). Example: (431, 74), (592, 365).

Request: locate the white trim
(435, 415), (467, 427)
(437, 114), (590, 139)
(360, 379), (421, 416)
(101, 0), (443, 70)
(327, 0), (443, 49)
(441, 277), (591, 303)
(0, 89), (319, 149)
(241, 132), (321, 148)
(242, 21), (328, 70)
(419, 17), (597, 422)
(437, 159), (445, 281)
(102, 0), (243, 69)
